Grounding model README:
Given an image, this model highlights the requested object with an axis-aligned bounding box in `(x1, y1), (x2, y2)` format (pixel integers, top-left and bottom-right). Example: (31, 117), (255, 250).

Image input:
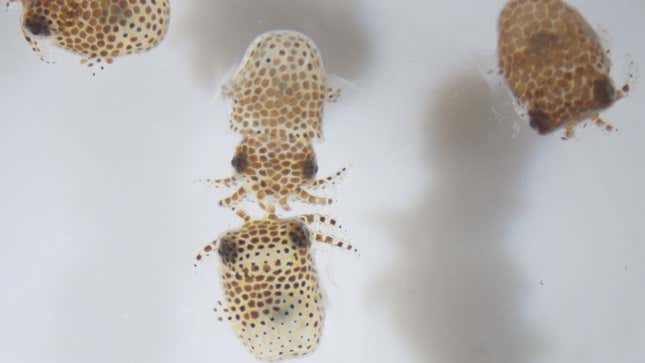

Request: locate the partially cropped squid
(14, 0), (170, 66)
(498, 0), (631, 139)
(195, 207), (356, 361)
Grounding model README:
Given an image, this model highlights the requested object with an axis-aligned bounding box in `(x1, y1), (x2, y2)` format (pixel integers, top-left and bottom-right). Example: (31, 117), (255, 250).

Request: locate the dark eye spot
(288, 225), (310, 249)
(24, 15), (51, 36)
(218, 237), (238, 264)
(593, 77), (615, 109)
(528, 109), (554, 134)
(302, 158), (318, 179)
(231, 153), (248, 173)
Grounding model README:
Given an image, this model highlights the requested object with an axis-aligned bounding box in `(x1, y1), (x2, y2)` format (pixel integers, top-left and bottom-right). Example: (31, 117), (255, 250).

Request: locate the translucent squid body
(498, 0), (629, 139)
(197, 31), (353, 360)
(210, 30), (346, 211)
(14, 0), (170, 65)
(207, 134), (347, 211)
(224, 30), (341, 142)
(195, 208), (356, 361)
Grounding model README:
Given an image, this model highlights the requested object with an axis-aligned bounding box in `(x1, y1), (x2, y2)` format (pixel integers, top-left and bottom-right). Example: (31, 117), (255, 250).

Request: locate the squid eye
(24, 15), (51, 36)
(593, 77), (616, 109)
(528, 109), (551, 134)
(218, 237), (238, 264)
(231, 153), (248, 173)
(288, 224), (311, 249)
(302, 158), (318, 179)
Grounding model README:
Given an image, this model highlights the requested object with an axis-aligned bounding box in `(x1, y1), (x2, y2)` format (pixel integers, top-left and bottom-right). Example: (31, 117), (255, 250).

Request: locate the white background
(1, 1), (644, 362)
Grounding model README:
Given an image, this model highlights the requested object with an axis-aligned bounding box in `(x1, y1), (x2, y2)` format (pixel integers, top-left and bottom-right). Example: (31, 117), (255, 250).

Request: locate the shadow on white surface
(374, 69), (545, 363)
(175, 0), (369, 88)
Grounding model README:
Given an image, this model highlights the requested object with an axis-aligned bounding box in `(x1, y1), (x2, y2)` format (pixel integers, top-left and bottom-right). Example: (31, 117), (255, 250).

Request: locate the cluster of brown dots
(10, 1), (634, 361)
(498, 0), (629, 139)
(17, 0), (170, 66)
(208, 31), (346, 212)
(196, 211), (355, 361)
(196, 31), (355, 361)
(225, 31), (336, 142)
